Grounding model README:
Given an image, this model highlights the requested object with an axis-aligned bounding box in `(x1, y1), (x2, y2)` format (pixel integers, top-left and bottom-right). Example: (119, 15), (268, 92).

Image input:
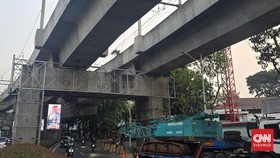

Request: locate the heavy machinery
(118, 112), (250, 158)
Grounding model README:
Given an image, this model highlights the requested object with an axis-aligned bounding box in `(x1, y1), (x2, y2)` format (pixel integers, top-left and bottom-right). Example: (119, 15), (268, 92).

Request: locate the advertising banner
(41, 119), (44, 131)
(47, 104), (61, 130)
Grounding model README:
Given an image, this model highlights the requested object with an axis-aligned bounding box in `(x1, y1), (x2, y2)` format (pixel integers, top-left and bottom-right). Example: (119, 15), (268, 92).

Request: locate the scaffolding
(0, 57), (175, 144)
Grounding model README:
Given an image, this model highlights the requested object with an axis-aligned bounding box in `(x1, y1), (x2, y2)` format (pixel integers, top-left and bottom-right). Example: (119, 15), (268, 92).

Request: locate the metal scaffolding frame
(1, 58), (175, 143)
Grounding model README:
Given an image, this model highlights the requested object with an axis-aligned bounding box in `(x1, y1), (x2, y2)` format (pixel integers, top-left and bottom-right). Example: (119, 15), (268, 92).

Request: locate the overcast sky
(0, 0), (265, 98)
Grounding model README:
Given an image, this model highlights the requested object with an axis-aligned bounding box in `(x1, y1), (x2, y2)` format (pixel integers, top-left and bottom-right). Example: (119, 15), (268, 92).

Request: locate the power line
(21, 9), (41, 54)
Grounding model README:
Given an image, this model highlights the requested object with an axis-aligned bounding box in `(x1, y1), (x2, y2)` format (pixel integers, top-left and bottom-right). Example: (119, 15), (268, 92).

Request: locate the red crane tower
(221, 47), (239, 122)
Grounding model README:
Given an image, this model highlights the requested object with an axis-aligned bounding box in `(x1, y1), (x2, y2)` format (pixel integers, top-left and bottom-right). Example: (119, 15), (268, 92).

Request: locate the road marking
(80, 152), (85, 155)
(52, 143), (60, 152)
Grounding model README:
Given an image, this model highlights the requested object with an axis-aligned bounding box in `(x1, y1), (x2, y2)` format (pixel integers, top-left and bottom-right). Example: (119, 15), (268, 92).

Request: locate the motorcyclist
(90, 135), (96, 151)
(81, 136), (86, 146)
(66, 138), (75, 155)
(91, 135), (96, 144)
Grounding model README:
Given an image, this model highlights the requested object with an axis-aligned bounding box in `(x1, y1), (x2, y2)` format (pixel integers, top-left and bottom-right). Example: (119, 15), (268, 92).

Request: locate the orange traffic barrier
(113, 144), (116, 153)
(110, 144), (115, 153)
(122, 149), (126, 158)
(136, 152), (139, 158)
(118, 145), (124, 154)
(105, 143), (110, 151)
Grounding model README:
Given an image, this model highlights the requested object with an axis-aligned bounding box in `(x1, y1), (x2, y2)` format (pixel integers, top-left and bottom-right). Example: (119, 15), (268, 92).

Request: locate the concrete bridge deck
(103, 0), (280, 75)
(32, 0), (161, 68)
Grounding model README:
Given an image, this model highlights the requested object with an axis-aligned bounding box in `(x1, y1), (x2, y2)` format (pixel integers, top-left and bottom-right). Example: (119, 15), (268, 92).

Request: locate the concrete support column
(136, 97), (170, 121)
(12, 64), (45, 144)
(12, 89), (42, 144)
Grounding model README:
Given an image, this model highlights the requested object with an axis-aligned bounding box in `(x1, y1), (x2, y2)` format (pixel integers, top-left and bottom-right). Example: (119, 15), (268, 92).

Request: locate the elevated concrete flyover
(32, 0), (161, 68)
(103, 0), (280, 75)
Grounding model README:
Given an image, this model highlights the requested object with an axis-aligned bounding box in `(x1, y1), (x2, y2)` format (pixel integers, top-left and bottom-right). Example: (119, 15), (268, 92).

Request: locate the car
(60, 136), (71, 148)
(0, 137), (9, 149)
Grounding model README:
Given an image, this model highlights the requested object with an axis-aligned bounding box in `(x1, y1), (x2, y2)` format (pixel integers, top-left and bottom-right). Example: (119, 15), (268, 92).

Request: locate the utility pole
(38, 0), (46, 145)
(40, 0), (46, 29)
(125, 101), (133, 148)
(200, 54), (206, 113)
(182, 52), (207, 112)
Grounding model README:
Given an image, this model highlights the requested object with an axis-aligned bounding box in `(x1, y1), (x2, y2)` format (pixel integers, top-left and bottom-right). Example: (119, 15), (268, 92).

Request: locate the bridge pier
(13, 88), (42, 144)
(136, 97), (170, 121)
(11, 63), (45, 144)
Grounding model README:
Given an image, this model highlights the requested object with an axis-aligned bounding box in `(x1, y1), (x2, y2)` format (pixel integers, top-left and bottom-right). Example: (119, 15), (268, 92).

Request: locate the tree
(186, 51), (227, 111)
(249, 25), (280, 74)
(61, 99), (133, 139)
(203, 50), (227, 109)
(170, 68), (214, 115)
(94, 99), (132, 138)
(246, 70), (280, 97)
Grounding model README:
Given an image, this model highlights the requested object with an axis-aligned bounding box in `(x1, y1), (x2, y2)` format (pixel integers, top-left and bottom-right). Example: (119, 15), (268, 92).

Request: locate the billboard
(47, 104), (61, 130)
(41, 119), (44, 131)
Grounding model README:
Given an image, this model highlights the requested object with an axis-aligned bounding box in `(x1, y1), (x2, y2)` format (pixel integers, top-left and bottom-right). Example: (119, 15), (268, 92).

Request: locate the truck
(118, 112), (250, 158)
(246, 116), (280, 158)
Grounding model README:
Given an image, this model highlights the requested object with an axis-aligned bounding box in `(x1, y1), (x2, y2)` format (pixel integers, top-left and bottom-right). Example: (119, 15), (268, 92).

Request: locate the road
(53, 142), (120, 158)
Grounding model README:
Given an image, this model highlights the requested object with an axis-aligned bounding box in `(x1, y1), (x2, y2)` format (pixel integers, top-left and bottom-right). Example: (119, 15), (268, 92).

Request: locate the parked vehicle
(0, 137), (9, 149)
(246, 117), (280, 158)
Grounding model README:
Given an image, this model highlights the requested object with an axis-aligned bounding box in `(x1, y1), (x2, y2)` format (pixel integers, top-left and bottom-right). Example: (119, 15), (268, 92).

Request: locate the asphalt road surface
(53, 142), (119, 158)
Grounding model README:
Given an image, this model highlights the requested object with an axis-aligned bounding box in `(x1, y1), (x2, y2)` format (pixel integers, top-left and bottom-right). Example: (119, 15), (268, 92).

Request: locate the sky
(0, 0), (265, 98)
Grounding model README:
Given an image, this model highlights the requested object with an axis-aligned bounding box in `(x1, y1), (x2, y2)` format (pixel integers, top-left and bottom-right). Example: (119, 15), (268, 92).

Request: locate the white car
(0, 137), (8, 149)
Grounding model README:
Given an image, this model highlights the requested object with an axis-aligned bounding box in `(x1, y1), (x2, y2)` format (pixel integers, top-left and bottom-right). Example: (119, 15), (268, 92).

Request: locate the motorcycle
(66, 147), (74, 158)
(82, 140), (85, 146)
(91, 143), (96, 152)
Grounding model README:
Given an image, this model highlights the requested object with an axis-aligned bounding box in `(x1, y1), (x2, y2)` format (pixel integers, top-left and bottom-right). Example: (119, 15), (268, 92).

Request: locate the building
(214, 97), (280, 122)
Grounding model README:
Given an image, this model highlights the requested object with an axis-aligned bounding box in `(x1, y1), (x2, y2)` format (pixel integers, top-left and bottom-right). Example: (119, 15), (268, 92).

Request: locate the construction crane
(117, 112), (250, 158)
(221, 47), (239, 122)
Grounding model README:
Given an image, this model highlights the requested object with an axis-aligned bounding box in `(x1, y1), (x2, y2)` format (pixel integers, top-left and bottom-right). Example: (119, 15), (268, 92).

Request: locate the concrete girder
(33, 0), (161, 69)
(103, 0), (280, 75)
(32, 0), (90, 61)
(60, 0), (161, 68)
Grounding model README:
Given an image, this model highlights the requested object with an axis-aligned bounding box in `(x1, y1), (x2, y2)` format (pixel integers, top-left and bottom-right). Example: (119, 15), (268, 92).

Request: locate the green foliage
(61, 99), (134, 139)
(248, 25), (280, 97)
(249, 25), (280, 74)
(95, 99), (133, 138)
(246, 70), (280, 97)
(203, 50), (227, 108)
(203, 50), (226, 79)
(185, 51), (227, 110)
(170, 68), (214, 115)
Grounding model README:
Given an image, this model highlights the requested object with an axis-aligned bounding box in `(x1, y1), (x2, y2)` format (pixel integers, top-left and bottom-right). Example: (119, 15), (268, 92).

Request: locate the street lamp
(181, 52), (207, 113)
(125, 100), (133, 148)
